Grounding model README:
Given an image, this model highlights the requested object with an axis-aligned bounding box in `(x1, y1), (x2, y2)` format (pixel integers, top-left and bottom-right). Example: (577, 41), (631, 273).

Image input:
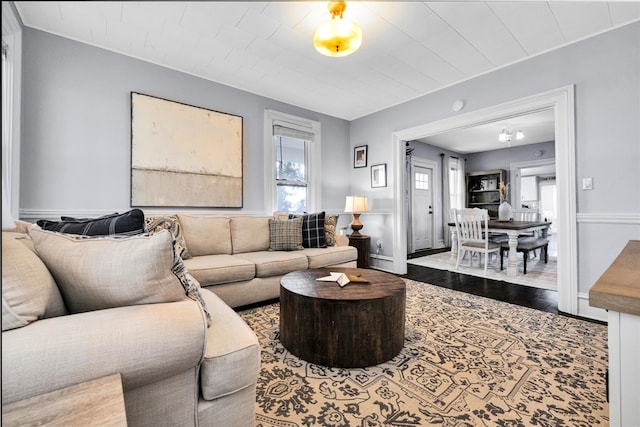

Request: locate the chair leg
(523, 250), (528, 274)
(544, 244), (548, 263)
(484, 252), (488, 275)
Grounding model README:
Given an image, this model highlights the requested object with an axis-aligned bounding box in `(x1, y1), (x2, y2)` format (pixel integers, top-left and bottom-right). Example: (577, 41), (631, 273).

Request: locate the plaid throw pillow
(268, 218), (304, 251)
(37, 209), (146, 237)
(289, 212), (327, 248)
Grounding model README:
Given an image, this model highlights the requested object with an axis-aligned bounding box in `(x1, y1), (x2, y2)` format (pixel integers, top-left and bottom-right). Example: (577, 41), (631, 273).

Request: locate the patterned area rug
(240, 279), (607, 426)
(408, 250), (557, 291)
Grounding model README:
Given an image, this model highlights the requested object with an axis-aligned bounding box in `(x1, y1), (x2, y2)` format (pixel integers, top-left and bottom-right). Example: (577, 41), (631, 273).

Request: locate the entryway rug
(240, 279), (607, 426)
(408, 250), (557, 291)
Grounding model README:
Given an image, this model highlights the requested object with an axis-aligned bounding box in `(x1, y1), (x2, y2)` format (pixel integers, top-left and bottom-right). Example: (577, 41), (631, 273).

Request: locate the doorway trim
(509, 158), (556, 208)
(392, 85), (577, 315)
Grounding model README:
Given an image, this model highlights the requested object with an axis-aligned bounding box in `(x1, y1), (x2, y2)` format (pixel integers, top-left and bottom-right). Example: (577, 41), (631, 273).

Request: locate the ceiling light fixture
(498, 128), (524, 144)
(313, 1), (362, 57)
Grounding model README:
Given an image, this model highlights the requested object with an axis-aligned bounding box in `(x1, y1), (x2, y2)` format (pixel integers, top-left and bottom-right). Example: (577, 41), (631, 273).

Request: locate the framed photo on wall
(354, 145), (368, 168)
(371, 163), (387, 188)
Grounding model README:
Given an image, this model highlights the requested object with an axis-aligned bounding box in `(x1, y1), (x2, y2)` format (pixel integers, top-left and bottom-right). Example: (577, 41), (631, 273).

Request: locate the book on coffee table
(316, 272), (369, 287)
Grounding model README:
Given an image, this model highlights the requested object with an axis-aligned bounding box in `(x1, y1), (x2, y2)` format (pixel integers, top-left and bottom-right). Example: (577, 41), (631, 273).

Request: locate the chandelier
(313, 1), (362, 57)
(498, 128), (524, 143)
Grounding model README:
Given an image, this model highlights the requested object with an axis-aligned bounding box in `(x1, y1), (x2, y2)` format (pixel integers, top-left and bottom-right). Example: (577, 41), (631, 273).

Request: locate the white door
(411, 164), (434, 252)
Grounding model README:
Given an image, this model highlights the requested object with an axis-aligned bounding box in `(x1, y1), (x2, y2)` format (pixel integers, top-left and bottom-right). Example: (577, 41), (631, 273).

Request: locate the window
(275, 135), (307, 212)
(264, 110), (321, 214)
(448, 157), (465, 210)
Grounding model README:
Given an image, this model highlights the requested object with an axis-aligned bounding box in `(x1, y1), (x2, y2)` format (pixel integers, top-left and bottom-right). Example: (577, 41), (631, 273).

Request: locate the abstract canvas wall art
(131, 92), (243, 207)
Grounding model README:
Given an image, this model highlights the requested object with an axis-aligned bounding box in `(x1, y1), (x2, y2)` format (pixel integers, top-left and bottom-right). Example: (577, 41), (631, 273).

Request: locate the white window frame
(1, 1), (22, 221)
(264, 110), (321, 214)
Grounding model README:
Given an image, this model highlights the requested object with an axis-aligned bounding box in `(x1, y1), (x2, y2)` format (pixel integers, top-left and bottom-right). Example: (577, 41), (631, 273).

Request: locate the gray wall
(20, 28), (351, 217)
(350, 22), (640, 296)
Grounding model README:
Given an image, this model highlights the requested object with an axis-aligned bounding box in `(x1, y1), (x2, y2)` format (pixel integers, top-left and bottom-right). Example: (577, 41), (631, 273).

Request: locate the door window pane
(415, 172), (429, 190)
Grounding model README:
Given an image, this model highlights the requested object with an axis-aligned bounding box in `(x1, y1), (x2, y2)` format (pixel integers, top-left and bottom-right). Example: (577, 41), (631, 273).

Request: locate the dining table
(448, 220), (552, 277)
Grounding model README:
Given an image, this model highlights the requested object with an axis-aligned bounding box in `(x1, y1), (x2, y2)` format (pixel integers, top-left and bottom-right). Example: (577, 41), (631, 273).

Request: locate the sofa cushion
(29, 228), (189, 313)
(199, 289), (260, 401)
(177, 215), (232, 256)
(36, 209), (146, 237)
(268, 218), (303, 251)
(230, 217), (270, 254)
(289, 212), (327, 248)
(303, 245), (358, 269)
(183, 254), (255, 286)
(2, 232), (67, 331)
(324, 214), (339, 247)
(145, 214), (192, 259)
(233, 251), (308, 278)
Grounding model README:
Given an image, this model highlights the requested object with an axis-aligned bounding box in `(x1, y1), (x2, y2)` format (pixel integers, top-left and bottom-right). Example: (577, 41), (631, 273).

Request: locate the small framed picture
(354, 145), (368, 168)
(371, 163), (387, 188)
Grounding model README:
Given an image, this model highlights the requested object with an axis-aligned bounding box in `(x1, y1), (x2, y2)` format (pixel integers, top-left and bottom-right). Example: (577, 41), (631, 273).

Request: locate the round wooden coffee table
(279, 268), (406, 368)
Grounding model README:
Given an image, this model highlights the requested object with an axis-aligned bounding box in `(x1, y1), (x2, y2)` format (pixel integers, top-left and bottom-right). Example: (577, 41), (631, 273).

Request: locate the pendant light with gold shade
(313, 1), (362, 57)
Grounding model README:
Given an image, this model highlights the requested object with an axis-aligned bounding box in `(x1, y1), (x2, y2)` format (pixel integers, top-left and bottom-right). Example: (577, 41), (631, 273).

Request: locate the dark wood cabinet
(466, 169), (507, 218)
(348, 235), (370, 268)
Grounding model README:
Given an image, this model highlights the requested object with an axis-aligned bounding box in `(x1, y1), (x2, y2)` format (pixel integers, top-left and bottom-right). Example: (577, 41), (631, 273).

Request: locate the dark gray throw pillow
(36, 209), (146, 237)
(289, 212), (327, 248)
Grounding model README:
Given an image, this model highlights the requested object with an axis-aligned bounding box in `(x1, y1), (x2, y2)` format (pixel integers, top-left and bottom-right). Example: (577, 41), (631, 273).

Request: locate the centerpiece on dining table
(498, 181), (512, 221)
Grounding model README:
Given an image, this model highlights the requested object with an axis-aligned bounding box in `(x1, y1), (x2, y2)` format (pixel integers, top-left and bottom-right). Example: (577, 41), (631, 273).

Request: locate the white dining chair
(453, 208), (501, 275)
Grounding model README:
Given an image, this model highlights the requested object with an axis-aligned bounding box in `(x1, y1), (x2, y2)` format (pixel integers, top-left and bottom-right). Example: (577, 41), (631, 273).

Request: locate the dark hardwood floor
(401, 263), (559, 314)
(404, 247), (560, 314)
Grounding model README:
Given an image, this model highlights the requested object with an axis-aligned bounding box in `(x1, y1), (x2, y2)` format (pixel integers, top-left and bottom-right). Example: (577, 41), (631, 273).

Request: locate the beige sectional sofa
(2, 212), (357, 426)
(173, 214), (358, 308)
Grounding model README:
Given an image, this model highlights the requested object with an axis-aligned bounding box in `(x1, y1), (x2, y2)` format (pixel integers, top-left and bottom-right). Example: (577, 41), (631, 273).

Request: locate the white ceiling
(417, 108), (556, 153)
(12, 2), (640, 153)
(14, 1), (640, 123)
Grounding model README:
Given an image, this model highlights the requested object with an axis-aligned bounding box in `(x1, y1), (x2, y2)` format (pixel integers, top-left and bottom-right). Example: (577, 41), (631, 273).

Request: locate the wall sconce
(344, 195), (368, 235)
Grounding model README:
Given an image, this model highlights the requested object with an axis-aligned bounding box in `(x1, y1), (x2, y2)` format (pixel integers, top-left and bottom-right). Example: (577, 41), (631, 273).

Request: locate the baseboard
(370, 254), (395, 273)
(578, 292), (607, 322)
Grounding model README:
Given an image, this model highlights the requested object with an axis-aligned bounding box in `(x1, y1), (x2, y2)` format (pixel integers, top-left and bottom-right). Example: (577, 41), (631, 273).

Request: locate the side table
(348, 234), (370, 268)
(2, 373), (128, 426)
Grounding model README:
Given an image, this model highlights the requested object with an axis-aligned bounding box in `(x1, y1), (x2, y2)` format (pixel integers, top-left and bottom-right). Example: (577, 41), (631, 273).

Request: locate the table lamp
(344, 196), (368, 236)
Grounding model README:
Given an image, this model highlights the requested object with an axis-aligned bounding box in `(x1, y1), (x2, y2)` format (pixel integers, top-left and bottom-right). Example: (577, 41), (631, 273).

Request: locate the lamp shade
(344, 196), (368, 213)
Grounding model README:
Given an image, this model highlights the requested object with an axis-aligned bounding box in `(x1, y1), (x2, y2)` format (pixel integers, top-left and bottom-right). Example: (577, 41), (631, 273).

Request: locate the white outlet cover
(582, 177), (593, 190)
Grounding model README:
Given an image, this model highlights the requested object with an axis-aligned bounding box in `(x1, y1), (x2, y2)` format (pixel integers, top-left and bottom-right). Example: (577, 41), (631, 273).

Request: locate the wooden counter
(589, 240), (640, 316)
(588, 240), (640, 427)
(2, 373), (127, 426)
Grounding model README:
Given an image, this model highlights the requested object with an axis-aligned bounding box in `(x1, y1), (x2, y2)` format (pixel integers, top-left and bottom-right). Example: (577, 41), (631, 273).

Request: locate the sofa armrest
(2, 300), (207, 404)
(335, 234), (349, 246)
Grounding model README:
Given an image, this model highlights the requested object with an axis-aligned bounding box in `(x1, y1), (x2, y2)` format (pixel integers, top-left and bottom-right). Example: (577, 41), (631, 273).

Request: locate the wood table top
(280, 268), (405, 301)
(589, 240), (640, 316)
(2, 373), (127, 426)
